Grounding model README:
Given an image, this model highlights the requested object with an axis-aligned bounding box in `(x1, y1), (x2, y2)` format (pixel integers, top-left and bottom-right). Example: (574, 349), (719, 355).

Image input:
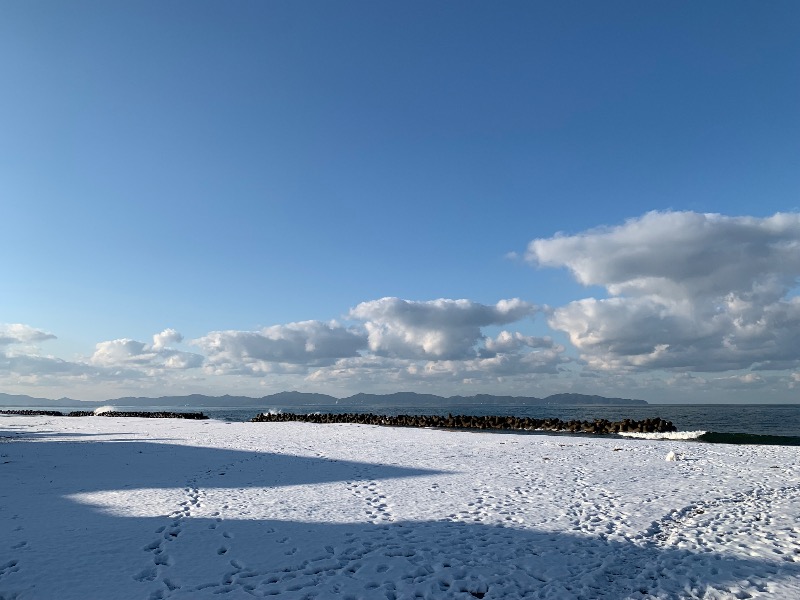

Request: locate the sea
(4, 403), (799, 446)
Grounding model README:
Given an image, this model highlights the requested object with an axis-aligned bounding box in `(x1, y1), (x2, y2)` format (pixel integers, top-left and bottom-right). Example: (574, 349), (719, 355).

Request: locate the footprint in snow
(134, 567), (157, 582)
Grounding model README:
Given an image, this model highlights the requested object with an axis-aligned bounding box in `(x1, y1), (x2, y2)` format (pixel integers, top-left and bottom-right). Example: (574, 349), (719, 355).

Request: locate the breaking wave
(259, 408), (283, 417)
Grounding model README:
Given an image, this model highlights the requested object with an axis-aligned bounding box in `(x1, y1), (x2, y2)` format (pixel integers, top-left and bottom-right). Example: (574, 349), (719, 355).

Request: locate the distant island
(0, 391), (647, 408)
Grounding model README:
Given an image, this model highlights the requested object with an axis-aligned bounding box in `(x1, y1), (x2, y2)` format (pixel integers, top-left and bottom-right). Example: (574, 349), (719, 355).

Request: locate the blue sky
(2, 1), (800, 402)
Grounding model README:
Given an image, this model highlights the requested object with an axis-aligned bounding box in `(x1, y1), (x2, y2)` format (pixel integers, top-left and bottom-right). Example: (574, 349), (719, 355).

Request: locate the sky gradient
(2, 1), (800, 402)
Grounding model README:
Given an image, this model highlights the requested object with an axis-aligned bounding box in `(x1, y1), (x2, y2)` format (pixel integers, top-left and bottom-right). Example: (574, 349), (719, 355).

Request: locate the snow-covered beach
(1, 415), (798, 600)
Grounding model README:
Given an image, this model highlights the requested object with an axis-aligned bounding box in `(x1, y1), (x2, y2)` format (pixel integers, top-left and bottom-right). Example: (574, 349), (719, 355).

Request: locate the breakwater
(250, 411), (677, 434)
(0, 409), (208, 419)
(0, 409), (64, 417)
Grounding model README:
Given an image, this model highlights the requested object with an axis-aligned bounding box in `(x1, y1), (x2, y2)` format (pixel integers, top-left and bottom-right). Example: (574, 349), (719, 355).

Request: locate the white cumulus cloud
(526, 211), (800, 372)
(349, 297), (537, 360)
(194, 320), (367, 375)
(481, 331), (554, 357)
(90, 330), (202, 370)
(152, 328), (183, 350)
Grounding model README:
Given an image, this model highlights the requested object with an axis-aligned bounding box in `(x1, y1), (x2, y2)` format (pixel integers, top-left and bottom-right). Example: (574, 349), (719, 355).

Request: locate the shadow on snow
(0, 434), (797, 600)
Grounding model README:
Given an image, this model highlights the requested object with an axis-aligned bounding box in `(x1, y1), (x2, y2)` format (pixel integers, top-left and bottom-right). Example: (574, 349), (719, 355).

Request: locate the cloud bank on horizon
(4, 211), (800, 402)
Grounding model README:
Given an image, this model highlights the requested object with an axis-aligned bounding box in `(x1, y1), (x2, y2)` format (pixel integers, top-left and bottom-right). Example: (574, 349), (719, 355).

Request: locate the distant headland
(0, 391), (647, 408)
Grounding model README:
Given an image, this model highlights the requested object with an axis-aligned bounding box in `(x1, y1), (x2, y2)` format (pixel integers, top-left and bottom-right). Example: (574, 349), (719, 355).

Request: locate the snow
(1, 415), (799, 600)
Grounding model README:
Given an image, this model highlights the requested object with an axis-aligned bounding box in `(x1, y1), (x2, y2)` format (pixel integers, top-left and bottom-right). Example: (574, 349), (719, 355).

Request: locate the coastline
(1, 415), (799, 599)
(4, 406), (800, 445)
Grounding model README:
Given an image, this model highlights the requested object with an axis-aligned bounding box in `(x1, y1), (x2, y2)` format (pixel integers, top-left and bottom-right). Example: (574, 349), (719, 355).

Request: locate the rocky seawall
(250, 411), (677, 434)
(0, 409), (64, 417)
(0, 409), (208, 419)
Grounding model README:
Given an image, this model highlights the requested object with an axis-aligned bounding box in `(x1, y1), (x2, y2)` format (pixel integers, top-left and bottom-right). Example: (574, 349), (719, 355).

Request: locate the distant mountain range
(0, 391), (647, 408)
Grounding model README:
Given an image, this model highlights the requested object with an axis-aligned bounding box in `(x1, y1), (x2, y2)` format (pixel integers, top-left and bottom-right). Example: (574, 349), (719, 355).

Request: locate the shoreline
(0, 409), (677, 433)
(5, 408), (800, 445)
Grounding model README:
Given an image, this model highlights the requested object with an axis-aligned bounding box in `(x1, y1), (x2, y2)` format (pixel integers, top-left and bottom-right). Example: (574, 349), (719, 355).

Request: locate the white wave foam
(93, 405), (118, 415)
(618, 430), (707, 440)
(260, 408), (283, 417)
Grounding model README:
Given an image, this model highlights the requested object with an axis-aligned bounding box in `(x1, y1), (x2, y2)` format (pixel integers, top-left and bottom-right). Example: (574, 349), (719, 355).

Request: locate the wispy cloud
(0, 324), (56, 346)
